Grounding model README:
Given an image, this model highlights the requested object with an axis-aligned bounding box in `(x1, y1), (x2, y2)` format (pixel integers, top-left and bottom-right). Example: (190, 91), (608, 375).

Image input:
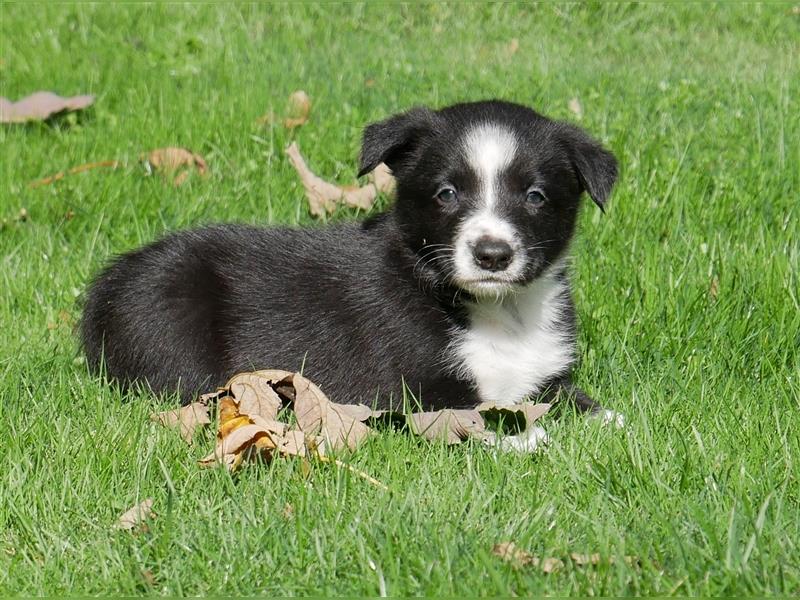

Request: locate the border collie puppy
(81, 100), (619, 427)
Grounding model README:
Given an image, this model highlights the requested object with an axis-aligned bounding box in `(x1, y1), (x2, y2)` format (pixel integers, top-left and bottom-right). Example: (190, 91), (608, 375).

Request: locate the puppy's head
(359, 100), (617, 297)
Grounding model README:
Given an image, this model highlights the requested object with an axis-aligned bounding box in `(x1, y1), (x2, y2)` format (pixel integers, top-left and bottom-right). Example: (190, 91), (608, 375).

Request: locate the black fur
(81, 100), (617, 410)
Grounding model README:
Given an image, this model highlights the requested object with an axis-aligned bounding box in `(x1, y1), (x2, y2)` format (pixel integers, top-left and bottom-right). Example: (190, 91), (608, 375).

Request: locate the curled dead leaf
(1, 91), (94, 123)
(409, 409), (484, 444)
(29, 160), (121, 188)
(227, 372), (284, 420)
(709, 276), (719, 300)
(257, 90), (312, 129)
(199, 387), (230, 405)
(293, 373), (371, 451)
(150, 402), (210, 443)
(115, 498), (155, 531)
(477, 401), (551, 429)
(568, 97), (583, 119)
(283, 90), (312, 129)
(220, 423), (275, 455)
(492, 542), (563, 573)
(142, 147), (208, 186)
(285, 142), (395, 217)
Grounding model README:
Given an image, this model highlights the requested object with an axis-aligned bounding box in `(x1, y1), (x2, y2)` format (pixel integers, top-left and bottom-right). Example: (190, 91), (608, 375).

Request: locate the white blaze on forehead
(463, 124), (518, 209)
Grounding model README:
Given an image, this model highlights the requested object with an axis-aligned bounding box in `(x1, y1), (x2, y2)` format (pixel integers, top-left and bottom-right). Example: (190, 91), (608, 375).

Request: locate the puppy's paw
(590, 409), (625, 429)
(483, 425), (550, 454)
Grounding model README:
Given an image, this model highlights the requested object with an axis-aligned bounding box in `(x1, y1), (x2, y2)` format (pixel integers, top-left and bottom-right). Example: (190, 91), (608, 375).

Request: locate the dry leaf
(142, 147), (208, 186)
(220, 423), (275, 455)
(539, 556), (564, 573)
(257, 90), (312, 129)
(285, 142), (395, 217)
(334, 403), (376, 421)
(249, 415), (287, 437)
(569, 552), (602, 566)
(227, 372), (284, 420)
(568, 97), (583, 119)
(29, 160), (121, 188)
(115, 498), (155, 531)
(409, 409), (484, 444)
(199, 388), (229, 404)
(492, 542), (564, 573)
(477, 401), (551, 428)
(293, 373), (371, 451)
(150, 402), (210, 443)
(1, 91), (94, 123)
(709, 276), (719, 300)
(283, 90), (311, 129)
(507, 38), (520, 55)
(277, 429), (322, 457)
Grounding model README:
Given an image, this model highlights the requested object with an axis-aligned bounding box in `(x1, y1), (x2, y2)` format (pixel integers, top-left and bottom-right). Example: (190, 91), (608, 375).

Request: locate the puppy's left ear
(358, 107), (439, 178)
(563, 125), (618, 211)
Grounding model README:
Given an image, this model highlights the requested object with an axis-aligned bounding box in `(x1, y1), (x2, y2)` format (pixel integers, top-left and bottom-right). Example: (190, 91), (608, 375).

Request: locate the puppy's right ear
(358, 107), (438, 177)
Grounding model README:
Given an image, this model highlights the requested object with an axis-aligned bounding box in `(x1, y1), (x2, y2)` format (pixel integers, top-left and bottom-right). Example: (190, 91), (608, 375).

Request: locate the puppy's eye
(526, 189), (546, 206)
(436, 187), (457, 204)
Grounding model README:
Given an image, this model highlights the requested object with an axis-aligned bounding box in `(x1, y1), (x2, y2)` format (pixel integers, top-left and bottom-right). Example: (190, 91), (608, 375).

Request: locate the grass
(1, 2), (798, 596)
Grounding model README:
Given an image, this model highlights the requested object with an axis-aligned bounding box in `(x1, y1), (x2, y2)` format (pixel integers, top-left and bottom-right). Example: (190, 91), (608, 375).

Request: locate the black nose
(472, 238), (514, 272)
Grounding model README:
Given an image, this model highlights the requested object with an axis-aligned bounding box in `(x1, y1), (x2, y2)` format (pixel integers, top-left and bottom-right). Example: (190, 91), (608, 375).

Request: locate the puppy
(81, 100), (619, 425)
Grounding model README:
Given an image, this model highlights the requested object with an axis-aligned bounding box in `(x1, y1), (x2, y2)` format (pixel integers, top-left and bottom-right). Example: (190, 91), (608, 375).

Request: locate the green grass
(1, 2), (799, 596)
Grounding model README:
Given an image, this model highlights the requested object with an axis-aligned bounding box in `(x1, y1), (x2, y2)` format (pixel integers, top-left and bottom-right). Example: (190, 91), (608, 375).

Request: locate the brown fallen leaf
(409, 409), (484, 444)
(249, 414), (287, 437)
(477, 401), (551, 429)
(227, 372), (284, 420)
(140, 569), (156, 587)
(709, 276), (719, 300)
(199, 387), (230, 404)
(285, 142), (395, 217)
(199, 393), (278, 469)
(568, 97), (583, 119)
(492, 542), (564, 573)
(277, 429), (319, 457)
(29, 160), (121, 188)
(1, 91), (94, 123)
(114, 498), (155, 531)
(150, 402), (210, 443)
(142, 147), (208, 187)
(220, 423), (275, 455)
(283, 90), (311, 129)
(257, 90), (312, 129)
(293, 373), (371, 451)
(569, 552), (603, 566)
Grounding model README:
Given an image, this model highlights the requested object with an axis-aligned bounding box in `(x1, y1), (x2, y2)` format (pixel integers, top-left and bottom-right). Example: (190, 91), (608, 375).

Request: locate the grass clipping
(152, 370), (551, 479)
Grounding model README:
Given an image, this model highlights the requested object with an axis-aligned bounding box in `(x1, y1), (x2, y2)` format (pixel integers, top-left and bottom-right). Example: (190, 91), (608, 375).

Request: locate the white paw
(593, 409), (625, 429)
(482, 425), (550, 454)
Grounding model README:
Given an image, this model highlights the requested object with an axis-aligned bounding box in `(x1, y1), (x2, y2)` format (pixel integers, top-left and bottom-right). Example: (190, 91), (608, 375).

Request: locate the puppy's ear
(358, 107), (438, 178)
(563, 125), (618, 211)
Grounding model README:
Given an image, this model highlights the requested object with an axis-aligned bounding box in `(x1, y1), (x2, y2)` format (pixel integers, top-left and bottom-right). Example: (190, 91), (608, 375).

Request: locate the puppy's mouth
(455, 276), (519, 297)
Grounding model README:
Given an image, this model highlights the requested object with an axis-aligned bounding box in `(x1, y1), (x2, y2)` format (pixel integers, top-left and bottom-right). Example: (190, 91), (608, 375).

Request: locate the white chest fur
(447, 271), (576, 406)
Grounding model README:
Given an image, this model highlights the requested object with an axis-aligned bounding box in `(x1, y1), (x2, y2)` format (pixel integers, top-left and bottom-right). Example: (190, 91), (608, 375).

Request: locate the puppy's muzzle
(472, 236), (514, 272)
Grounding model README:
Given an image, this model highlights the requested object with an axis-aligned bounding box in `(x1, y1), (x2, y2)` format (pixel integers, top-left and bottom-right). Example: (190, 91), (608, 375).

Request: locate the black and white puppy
(81, 100), (621, 441)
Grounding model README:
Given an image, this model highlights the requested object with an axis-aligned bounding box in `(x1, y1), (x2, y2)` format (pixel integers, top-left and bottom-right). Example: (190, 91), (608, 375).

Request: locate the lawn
(1, 2), (798, 596)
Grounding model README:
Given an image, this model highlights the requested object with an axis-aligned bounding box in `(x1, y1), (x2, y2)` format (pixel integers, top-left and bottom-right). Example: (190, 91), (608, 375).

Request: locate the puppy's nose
(472, 238), (513, 272)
